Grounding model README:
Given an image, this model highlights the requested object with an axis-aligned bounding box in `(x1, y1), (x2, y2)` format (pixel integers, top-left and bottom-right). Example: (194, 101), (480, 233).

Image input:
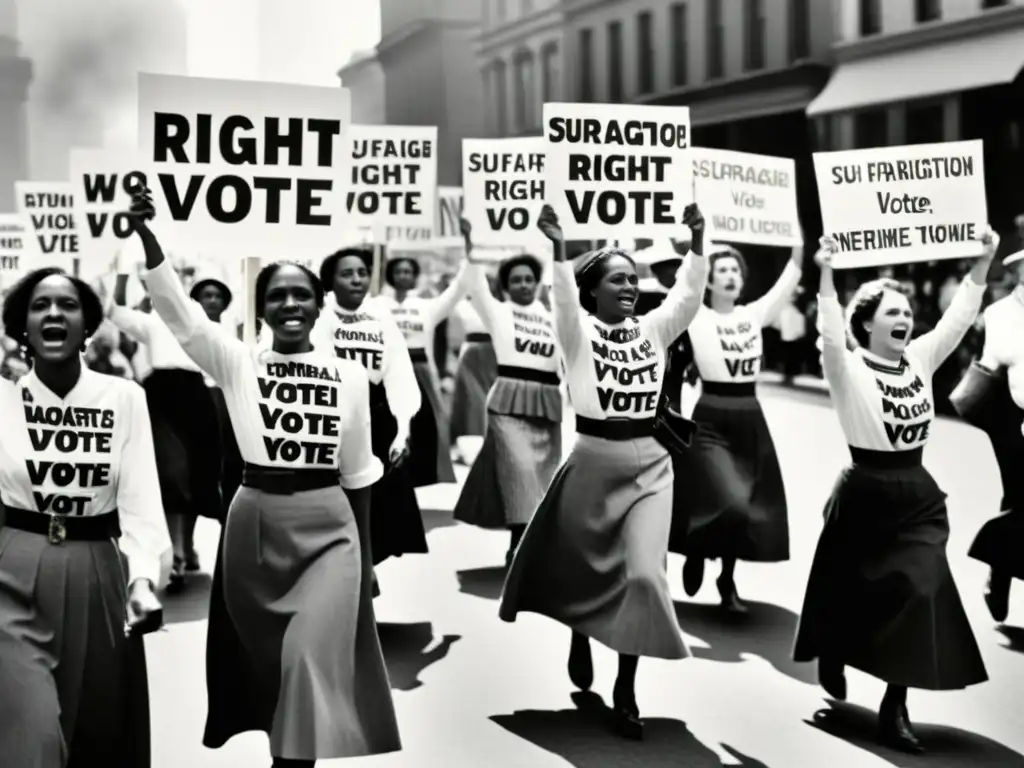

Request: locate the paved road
(147, 385), (1024, 767)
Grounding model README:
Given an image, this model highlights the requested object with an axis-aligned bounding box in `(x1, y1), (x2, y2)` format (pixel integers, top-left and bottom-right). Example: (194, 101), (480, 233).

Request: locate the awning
(806, 27), (1024, 117)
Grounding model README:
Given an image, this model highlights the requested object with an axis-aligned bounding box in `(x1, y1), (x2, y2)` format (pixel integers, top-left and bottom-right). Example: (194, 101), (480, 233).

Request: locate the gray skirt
(0, 521), (150, 767)
(214, 485), (400, 760)
(450, 336), (498, 441)
(499, 434), (690, 660)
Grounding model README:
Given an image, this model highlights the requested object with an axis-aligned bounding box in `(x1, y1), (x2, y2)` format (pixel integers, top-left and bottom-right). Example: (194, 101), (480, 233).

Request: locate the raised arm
(424, 262), (472, 329)
(105, 273), (159, 345)
(459, 219), (502, 329)
(814, 237), (856, 393)
(748, 243), (805, 328)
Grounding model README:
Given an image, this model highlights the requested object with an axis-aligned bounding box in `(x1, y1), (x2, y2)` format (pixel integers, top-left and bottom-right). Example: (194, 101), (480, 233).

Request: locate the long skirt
(210, 385), (242, 523)
(792, 448), (988, 690)
(449, 334), (498, 442)
(499, 434), (690, 660)
(407, 352), (456, 487)
(455, 373), (562, 529)
(369, 382), (428, 564)
(0, 521), (151, 767)
(669, 387), (788, 562)
(143, 369), (223, 520)
(202, 485), (400, 760)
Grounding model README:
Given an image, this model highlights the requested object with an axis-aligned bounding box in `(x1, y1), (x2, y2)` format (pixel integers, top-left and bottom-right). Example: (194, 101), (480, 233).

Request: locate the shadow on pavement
(673, 599), (817, 685)
(456, 566), (508, 601)
(377, 621), (461, 691)
(492, 692), (769, 767)
(161, 573), (213, 625)
(807, 700), (1024, 767)
(995, 624), (1024, 653)
(422, 506), (457, 535)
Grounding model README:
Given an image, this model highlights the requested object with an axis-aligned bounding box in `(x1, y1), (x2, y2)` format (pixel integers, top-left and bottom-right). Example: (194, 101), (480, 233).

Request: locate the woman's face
(506, 264), (538, 306)
(865, 288), (913, 356)
(592, 255), (638, 322)
(25, 275), (88, 364)
(333, 255), (369, 309)
(196, 284), (227, 320)
(261, 265), (320, 344)
(709, 255), (744, 303)
(390, 260), (417, 291)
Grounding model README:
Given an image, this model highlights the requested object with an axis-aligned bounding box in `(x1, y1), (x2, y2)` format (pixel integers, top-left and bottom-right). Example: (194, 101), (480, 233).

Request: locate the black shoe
(878, 700), (924, 754)
(818, 658), (847, 701)
(610, 688), (643, 741)
(166, 559), (186, 594)
(184, 551), (201, 573)
(682, 557), (705, 597)
(568, 633), (593, 692)
(985, 570), (1010, 623)
(717, 575), (748, 614)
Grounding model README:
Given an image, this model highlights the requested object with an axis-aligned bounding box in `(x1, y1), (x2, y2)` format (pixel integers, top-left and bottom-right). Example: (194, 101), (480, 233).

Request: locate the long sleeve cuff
(340, 457), (385, 490)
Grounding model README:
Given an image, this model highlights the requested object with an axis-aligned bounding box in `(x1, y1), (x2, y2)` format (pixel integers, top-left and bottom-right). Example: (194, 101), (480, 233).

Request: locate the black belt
(576, 416), (655, 441)
(409, 348), (428, 364)
(849, 447), (923, 469)
(0, 506), (121, 545)
(465, 333), (491, 343)
(702, 381), (756, 397)
(242, 463), (339, 495)
(497, 365), (560, 386)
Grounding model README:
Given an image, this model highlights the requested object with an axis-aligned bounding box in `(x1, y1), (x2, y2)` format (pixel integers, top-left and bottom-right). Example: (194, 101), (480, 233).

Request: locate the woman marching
(669, 241), (805, 612)
(453, 219), (563, 565)
(449, 289), (499, 464)
(500, 203), (708, 739)
(314, 247), (428, 568)
(125, 188), (400, 767)
(376, 254), (469, 486)
(951, 246), (1024, 623)
(793, 232), (997, 754)
(0, 267), (169, 766)
(106, 267), (225, 587)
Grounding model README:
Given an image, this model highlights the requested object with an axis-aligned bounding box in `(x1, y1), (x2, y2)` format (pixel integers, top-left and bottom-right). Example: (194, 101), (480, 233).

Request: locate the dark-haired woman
(669, 241), (804, 611)
(0, 267), (170, 767)
(125, 191), (400, 767)
(449, 290), (498, 463)
(105, 269), (225, 587)
(377, 254), (469, 486)
(454, 220), (563, 564)
(500, 204), (708, 739)
(313, 247), (427, 567)
(793, 233), (996, 754)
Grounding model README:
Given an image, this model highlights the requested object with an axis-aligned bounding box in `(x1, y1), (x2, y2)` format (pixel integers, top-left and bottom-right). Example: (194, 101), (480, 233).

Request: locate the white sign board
(69, 148), (149, 260)
(15, 181), (78, 271)
(463, 137), (547, 249)
(543, 102), (693, 239)
(0, 213), (29, 286)
(380, 185), (462, 249)
(813, 140), (987, 269)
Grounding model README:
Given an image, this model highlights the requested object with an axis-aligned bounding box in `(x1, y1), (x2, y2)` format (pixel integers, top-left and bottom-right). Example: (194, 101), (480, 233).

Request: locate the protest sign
(69, 148), (149, 259)
(137, 73), (353, 255)
(0, 214), (29, 285)
(692, 148), (800, 247)
(15, 182), (79, 270)
(813, 140), (986, 269)
(380, 185), (462, 249)
(543, 102), (692, 239)
(463, 138), (547, 248)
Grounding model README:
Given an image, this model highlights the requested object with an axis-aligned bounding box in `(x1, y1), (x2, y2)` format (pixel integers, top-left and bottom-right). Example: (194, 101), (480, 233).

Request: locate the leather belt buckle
(48, 513), (67, 545)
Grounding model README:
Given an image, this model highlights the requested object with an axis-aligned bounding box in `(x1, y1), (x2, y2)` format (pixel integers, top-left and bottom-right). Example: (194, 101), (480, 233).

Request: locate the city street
(147, 385), (1024, 768)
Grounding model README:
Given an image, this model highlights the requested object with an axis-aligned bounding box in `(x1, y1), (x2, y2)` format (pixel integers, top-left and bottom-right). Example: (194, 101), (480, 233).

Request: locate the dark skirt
(669, 386), (789, 562)
(449, 335), (498, 441)
(792, 448), (988, 690)
(210, 385), (241, 524)
(407, 353), (456, 487)
(0, 519), (151, 767)
(500, 433), (689, 660)
(203, 485), (401, 759)
(369, 382), (428, 564)
(143, 368), (223, 520)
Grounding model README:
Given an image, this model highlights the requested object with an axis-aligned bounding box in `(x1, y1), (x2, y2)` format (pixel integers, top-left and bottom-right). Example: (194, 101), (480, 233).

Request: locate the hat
(189, 276), (233, 309)
(1002, 249), (1024, 268)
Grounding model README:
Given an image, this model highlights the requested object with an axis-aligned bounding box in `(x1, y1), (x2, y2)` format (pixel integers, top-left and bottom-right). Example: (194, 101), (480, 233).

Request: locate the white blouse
(377, 265), (470, 351)
(311, 294), (422, 426)
(0, 369), (172, 586)
(143, 260), (383, 487)
(108, 305), (201, 373)
(980, 291), (1024, 410)
(465, 263), (561, 374)
(554, 256), (708, 421)
(819, 277), (986, 452)
(453, 298), (488, 336)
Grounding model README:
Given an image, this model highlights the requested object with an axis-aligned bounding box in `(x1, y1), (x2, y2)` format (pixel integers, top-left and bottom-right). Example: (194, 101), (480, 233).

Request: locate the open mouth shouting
(890, 325), (910, 341)
(617, 293), (637, 309)
(39, 324), (69, 349)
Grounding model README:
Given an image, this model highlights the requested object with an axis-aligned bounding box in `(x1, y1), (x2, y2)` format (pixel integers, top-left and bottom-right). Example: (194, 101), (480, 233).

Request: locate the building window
(541, 43), (559, 102)
(906, 103), (945, 144)
(608, 21), (624, 102)
(789, 0), (810, 61)
(513, 52), (537, 132)
(981, 0), (1007, 8)
(492, 60), (509, 136)
(859, 0), (881, 36)
(578, 28), (594, 101)
(671, 3), (688, 86)
(637, 11), (654, 95)
(707, 0), (724, 79)
(743, 0), (766, 71)
(915, 0), (940, 22)
(855, 109), (888, 148)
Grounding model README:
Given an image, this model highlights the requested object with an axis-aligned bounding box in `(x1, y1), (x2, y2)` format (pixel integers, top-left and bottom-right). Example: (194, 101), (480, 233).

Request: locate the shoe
(878, 700), (924, 754)
(610, 688), (643, 741)
(568, 633), (593, 692)
(717, 575), (748, 614)
(818, 658), (847, 701)
(166, 558), (186, 594)
(985, 570), (1010, 623)
(184, 551), (201, 573)
(682, 557), (705, 597)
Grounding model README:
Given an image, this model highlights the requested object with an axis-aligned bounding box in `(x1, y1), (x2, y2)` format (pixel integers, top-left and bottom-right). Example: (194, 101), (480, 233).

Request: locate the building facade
(0, 0), (31, 211)
(338, 50), (387, 124)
